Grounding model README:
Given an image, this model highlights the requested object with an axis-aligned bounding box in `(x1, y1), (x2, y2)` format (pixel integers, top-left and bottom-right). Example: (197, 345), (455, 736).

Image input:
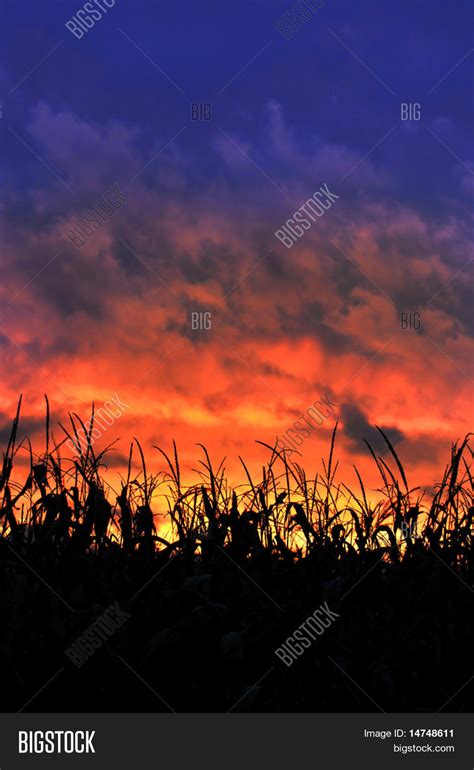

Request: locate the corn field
(0, 397), (472, 712)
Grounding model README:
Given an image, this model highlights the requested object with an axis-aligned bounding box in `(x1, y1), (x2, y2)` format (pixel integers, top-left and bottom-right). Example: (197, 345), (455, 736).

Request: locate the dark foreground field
(0, 400), (472, 712)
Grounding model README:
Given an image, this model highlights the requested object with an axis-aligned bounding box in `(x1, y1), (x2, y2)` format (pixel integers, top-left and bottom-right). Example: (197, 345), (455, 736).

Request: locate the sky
(1, 0), (473, 496)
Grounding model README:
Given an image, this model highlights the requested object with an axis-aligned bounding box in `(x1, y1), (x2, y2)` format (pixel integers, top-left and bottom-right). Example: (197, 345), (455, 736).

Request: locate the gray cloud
(340, 402), (405, 455)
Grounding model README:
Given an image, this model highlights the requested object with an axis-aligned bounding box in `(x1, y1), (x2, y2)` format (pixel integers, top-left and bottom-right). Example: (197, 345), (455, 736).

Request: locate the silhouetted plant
(0, 398), (472, 713)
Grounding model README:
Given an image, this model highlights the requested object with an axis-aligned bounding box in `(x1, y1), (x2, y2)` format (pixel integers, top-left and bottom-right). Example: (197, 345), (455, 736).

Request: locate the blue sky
(3, 0), (473, 211)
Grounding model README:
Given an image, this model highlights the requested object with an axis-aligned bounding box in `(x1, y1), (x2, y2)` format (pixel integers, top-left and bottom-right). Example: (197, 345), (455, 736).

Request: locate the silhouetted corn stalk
(0, 399), (471, 579)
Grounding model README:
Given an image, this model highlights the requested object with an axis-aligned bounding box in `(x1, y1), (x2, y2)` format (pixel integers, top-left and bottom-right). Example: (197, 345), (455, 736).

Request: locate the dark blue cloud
(2, 0), (472, 216)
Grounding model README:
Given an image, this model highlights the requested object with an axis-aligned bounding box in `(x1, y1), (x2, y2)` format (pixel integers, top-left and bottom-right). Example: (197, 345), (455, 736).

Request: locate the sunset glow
(1, 2), (472, 500)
